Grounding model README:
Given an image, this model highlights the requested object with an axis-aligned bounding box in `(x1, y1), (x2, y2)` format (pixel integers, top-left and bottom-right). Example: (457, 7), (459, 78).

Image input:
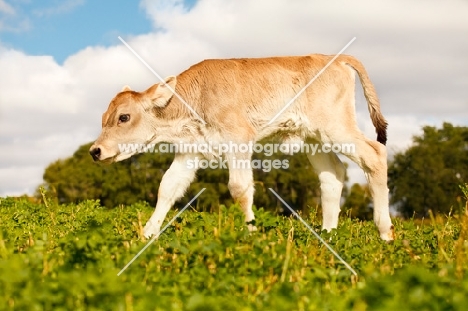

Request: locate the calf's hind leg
(226, 152), (256, 231)
(341, 137), (394, 241)
(307, 152), (346, 232)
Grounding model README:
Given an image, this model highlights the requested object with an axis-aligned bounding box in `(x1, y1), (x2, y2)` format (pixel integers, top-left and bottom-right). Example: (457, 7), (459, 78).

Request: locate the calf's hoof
(247, 223), (257, 232)
(143, 222), (160, 239)
(380, 225), (395, 242)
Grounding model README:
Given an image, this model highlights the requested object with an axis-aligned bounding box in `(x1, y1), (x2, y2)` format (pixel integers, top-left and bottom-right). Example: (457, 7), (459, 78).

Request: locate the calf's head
(89, 76), (176, 163)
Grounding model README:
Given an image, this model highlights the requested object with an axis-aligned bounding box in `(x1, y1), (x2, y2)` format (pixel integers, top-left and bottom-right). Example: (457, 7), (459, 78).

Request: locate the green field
(1, 194), (468, 311)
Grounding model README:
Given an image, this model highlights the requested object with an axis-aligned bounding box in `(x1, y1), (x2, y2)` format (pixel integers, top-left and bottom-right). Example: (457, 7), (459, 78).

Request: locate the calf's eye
(119, 114), (130, 123)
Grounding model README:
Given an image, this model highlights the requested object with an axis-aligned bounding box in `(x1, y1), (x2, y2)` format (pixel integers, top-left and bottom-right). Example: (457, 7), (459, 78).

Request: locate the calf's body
(90, 54), (394, 241)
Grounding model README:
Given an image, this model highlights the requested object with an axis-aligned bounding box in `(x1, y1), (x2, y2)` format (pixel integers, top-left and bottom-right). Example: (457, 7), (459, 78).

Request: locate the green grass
(1, 195), (468, 310)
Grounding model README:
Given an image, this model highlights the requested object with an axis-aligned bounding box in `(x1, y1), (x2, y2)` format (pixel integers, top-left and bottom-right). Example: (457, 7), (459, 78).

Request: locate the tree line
(39, 123), (468, 219)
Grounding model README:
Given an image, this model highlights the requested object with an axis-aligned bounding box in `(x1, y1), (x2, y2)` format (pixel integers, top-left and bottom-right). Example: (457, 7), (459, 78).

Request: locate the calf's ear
(144, 76), (177, 108)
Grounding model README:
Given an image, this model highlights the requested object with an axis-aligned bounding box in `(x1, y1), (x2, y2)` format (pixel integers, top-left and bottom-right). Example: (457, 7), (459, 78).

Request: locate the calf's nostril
(90, 147), (101, 161)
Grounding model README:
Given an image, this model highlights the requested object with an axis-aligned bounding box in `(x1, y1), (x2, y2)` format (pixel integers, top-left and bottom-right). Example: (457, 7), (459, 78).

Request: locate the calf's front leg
(143, 153), (198, 238)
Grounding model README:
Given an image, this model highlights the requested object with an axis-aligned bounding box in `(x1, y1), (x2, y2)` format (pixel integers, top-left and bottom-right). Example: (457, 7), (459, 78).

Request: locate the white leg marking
(226, 152), (256, 230)
(307, 152), (345, 232)
(343, 140), (394, 241)
(143, 153), (198, 238)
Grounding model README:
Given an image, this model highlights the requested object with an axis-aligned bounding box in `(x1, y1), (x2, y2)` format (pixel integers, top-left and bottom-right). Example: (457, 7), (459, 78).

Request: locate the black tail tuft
(376, 121), (388, 145)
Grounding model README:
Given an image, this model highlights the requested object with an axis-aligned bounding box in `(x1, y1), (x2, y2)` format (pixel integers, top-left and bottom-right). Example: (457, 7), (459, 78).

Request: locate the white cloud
(33, 0), (85, 17)
(0, 0), (31, 33)
(1, 0), (467, 196)
(0, 166), (43, 197)
(140, 0), (187, 29)
(0, 49), (79, 113)
(0, 0), (14, 15)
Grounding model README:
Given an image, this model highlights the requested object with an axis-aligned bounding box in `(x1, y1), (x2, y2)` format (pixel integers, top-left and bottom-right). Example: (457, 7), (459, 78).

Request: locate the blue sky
(0, 0), (196, 64)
